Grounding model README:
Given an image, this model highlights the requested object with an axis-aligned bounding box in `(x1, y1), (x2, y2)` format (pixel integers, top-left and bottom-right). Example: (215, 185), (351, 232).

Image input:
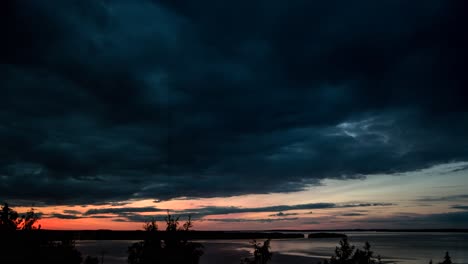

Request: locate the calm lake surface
(76, 232), (468, 264)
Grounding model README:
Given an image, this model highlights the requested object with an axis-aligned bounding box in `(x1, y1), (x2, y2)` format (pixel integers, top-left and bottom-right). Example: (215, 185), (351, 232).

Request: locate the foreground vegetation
(127, 214), (204, 264)
(0, 203), (459, 264)
(0, 203), (84, 264)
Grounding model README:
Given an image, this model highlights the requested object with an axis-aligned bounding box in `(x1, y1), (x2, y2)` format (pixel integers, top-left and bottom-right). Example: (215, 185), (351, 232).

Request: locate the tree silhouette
(0, 203), (40, 231)
(321, 238), (382, 264)
(240, 239), (273, 264)
(128, 219), (163, 264)
(331, 237), (355, 264)
(0, 203), (20, 230)
(0, 203), (83, 264)
(165, 212), (179, 232)
(439, 252), (452, 264)
(19, 207), (41, 230)
(128, 212), (203, 264)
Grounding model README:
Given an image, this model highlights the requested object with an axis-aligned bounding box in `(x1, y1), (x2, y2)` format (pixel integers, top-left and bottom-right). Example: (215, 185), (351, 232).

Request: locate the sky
(1, 0), (467, 230)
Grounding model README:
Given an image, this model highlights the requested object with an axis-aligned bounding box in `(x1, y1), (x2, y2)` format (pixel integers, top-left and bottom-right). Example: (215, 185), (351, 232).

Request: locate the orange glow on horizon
(38, 218), (142, 230)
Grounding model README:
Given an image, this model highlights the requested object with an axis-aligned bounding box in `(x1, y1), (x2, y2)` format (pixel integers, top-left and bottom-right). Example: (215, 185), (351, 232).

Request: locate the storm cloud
(1, 0), (467, 205)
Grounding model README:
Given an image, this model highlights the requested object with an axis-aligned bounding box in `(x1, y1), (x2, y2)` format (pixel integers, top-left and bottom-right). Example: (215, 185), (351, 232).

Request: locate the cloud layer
(1, 0), (467, 205)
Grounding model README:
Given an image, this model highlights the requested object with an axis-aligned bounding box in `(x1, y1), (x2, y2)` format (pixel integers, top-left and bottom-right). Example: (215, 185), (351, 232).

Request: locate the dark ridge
(308, 232), (347, 238)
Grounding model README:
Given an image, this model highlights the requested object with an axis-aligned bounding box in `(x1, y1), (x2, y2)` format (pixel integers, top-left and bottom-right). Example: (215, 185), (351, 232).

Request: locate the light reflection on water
(76, 232), (468, 264)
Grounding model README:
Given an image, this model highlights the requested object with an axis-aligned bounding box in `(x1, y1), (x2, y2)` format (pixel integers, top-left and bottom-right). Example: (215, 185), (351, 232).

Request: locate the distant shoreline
(3, 229), (466, 241)
(263, 228), (468, 233)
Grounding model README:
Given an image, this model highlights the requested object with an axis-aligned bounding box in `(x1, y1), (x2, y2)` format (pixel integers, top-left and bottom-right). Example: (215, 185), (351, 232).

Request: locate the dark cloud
(1, 0), (467, 205)
(63, 210), (82, 215)
(202, 218), (299, 223)
(85, 206), (163, 215)
(269, 212), (299, 217)
(341, 213), (367, 217)
(49, 213), (82, 220)
(178, 203), (393, 219)
(451, 205), (468, 210)
(112, 213), (161, 223)
(112, 215), (299, 223)
(416, 195), (468, 202)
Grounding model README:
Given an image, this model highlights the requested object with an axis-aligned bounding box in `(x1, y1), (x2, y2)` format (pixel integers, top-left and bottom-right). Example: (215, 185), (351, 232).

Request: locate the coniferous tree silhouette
(439, 252), (452, 264)
(331, 237), (355, 264)
(128, 212), (203, 264)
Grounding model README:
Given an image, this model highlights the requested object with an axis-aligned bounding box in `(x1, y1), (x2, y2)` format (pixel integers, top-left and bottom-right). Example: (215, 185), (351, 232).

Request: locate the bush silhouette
(128, 212), (203, 264)
(240, 239), (272, 264)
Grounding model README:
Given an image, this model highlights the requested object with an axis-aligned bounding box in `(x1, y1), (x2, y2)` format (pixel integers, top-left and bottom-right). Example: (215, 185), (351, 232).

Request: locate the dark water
(76, 232), (468, 264)
(268, 232), (468, 264)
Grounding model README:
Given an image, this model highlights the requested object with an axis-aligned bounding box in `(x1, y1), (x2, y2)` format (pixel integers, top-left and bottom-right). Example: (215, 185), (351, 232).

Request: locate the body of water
(76, 232), (468, 264)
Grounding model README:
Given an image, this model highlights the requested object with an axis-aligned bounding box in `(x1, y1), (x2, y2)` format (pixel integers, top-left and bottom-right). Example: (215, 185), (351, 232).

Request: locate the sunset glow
(10, 162), (467, 230)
